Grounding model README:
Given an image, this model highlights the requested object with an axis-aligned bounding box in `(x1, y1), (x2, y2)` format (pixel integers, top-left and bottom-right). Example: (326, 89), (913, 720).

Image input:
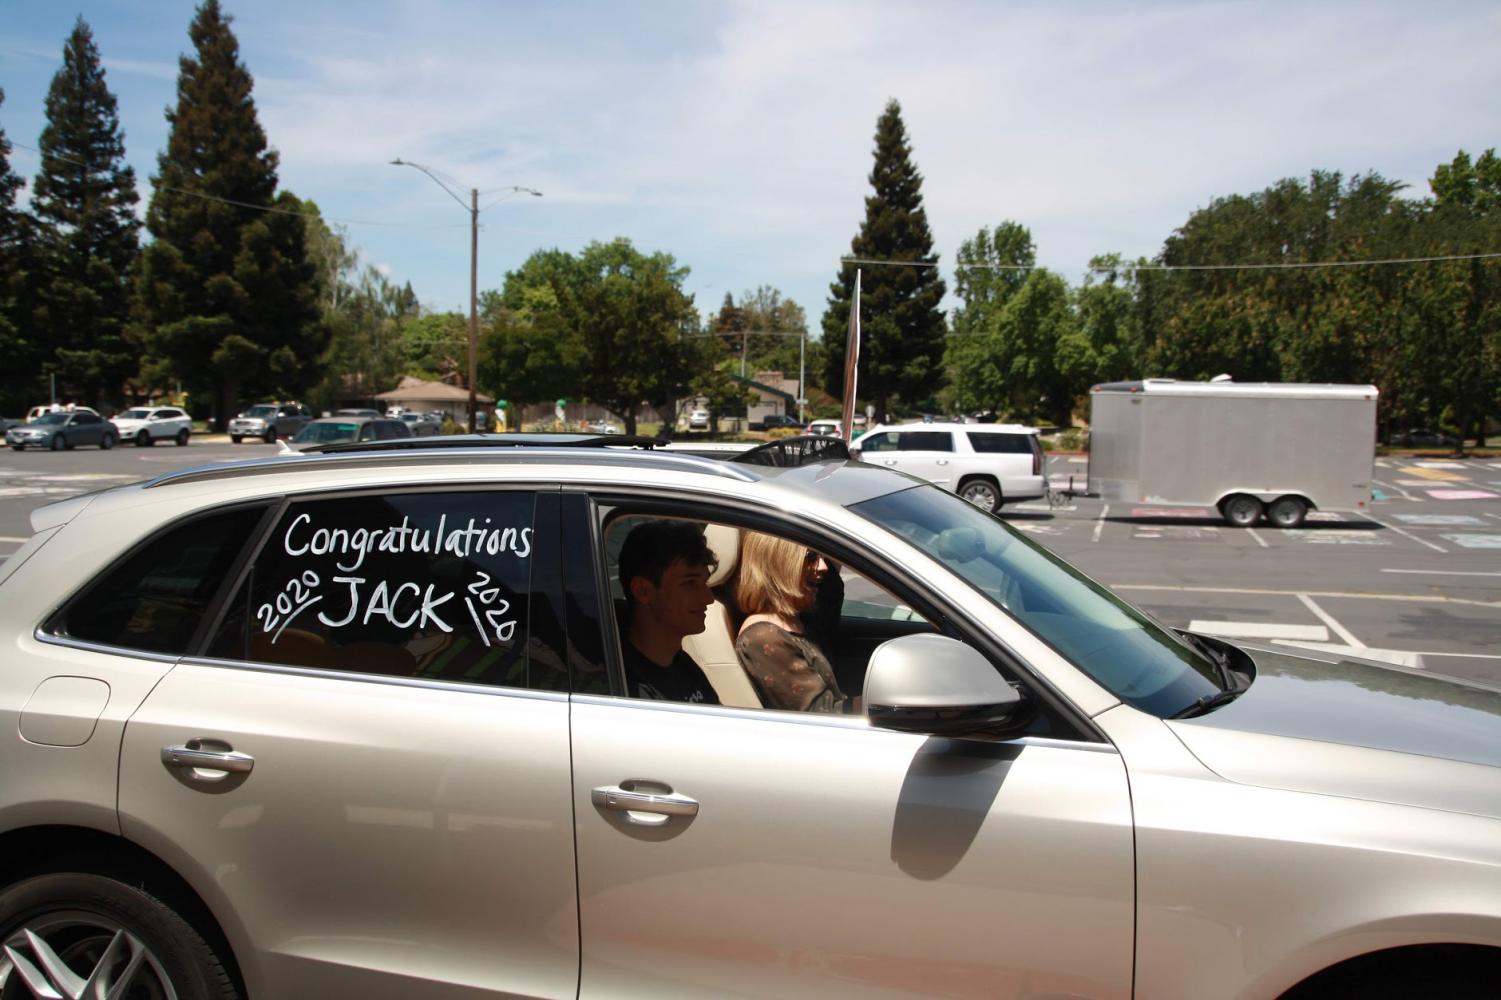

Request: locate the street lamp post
(391, 159), (540, 432)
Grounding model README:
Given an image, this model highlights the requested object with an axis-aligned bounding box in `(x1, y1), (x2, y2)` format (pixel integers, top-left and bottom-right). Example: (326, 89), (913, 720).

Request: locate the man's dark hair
(618, 519), (717, 604)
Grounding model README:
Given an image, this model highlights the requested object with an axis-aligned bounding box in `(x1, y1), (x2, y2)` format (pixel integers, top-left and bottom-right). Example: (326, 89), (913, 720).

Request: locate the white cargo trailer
(1087, 379), (1378, 527)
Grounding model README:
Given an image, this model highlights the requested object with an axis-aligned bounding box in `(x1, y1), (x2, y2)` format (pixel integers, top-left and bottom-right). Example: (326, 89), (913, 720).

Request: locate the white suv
(109, 406), (192, 447)
(851, 421), (1044, 511)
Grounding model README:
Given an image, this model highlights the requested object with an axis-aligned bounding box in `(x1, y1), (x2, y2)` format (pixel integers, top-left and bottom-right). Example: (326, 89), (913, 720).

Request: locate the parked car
(398, 412), (441, 437)
(687, 408), (711, 430)
(25, 405), (99, 422)
(229, 403), (312, 444)
(290, 415), (412, 448)
(1388, 427), (1460, 448)
(804, 418), (843, 437)
(0, 417), (21, 435)
(6, 410), (115, 451)
(752, 414), (802, 431)
(334, 408), (382, 418)
(0, 438), (1498, 999)
(111, 406), (192, 447)
(850, 421), (1045, 511)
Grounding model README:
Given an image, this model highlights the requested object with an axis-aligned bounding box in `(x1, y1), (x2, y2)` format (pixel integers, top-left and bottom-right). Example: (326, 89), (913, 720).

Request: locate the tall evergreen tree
(822, 99), (946, 421)
(0, 88), (42, 413)
(31, 18), (141, 407)
(135, 0), (321, 427)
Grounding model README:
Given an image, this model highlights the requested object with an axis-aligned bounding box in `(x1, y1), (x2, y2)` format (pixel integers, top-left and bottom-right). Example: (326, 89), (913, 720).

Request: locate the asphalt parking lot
(1, 441), (1497, 688)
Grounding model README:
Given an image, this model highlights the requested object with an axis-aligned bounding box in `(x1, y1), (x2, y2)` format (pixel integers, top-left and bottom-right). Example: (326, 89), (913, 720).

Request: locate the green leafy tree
(134, 0), (322, 427)
(29, 18), (141, 407)
(0, 88), (42, 413)
(1055, 254), (1143, 406)
(951, 222), (1035, 337)
(949, 269), (1078, 426)
(478, 239), (698, 434)
(822, 99), (946, 420)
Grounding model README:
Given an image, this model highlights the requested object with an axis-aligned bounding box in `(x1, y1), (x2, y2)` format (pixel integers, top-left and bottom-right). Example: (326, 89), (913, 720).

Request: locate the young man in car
(617, 520), (721, 705)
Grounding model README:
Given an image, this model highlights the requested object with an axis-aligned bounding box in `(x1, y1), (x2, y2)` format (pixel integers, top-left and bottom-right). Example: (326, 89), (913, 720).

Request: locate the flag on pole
(839, 269), (861, 439)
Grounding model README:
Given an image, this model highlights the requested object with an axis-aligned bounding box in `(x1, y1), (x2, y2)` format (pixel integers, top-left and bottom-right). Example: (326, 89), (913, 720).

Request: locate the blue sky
(4, 0), (1499, 335)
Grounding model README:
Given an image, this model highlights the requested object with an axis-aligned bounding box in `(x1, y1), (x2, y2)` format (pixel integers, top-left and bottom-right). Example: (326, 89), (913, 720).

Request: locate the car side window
(967, 432), (1030, 454)
(208, 490), (550, 690)
(858, 432), (896, 452)
(897, 431), (953, 452)
(52, 505), (270, 655)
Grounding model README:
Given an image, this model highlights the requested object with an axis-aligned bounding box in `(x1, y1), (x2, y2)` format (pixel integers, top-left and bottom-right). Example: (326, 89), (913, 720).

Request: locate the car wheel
(1266, 496), (1308, 528)
(264, 428), (277, 444)
(1220, 494), (1262, 527)
(100, 432), (115, 450)
(230, 435), (242, 444)
(176, 428), (190, 446)
(136, 430), (152, 447)
(9, 444), (22, 452)
(50, 434), (64, 451)
(0, 870), (240, 1000)
(959, 477), (1001, 512)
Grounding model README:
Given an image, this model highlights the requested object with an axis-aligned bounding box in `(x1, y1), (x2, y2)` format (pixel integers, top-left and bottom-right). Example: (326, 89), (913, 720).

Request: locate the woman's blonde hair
(735, 531), (811, 620)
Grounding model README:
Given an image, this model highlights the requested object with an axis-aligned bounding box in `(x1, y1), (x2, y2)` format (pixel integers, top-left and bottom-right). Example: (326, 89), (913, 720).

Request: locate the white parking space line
(0, 536), (27, 543)
(1112, 583), (1501, 610)
(1364, 515), (1446, 553)
(1189, 620), (1329, 641)
(1372, 479), (1422, 502)
(1067, 457), (1087, 463)
(1245, 527), (1269, 548)
(1297, 594), (1362, 647)
(1487, 512), (1501, 523)
(1092, 504), (1109, 542)
(1269, 640), (1425, 669)
(1380, 568), (1501, 576)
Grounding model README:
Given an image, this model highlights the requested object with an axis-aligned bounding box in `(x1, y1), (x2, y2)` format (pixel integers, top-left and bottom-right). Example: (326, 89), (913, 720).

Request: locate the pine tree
(31, 18), (141, 407)
(822, 99), (946, 420)
(0, 88), (43, 413)
(135, 0), (321, 427)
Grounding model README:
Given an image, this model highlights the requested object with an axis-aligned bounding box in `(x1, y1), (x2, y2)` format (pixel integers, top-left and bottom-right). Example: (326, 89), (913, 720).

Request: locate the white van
(850, 421), (1044, 511)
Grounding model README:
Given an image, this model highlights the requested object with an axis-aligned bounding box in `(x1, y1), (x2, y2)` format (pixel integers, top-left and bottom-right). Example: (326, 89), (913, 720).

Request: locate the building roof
(374, 379), (494, 404)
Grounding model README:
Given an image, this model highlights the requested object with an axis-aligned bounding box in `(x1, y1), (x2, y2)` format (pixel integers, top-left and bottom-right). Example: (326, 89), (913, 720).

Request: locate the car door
(118, 488), (580, 999)
(565, 498), (1135, 999)
(891, 430), (957, 487)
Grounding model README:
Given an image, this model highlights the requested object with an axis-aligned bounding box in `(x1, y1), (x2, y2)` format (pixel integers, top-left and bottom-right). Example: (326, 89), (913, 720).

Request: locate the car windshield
(244, 405), (277, 418)
(853, 484), (1221, 717)
(32, 413), (68, 426)
(294, 421), (359, 444)
(121, 408), (152, 419)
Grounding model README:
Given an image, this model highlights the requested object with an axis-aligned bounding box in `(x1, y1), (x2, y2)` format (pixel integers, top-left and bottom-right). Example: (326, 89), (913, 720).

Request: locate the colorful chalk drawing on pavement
(1281, 529), (1392, 545)
(1439, 533), (1501, 549)
(1415, 462), (1468, 469)
(1393, 514), (1485, 526)
(1425, 489), (1499, 501)
(1404, 467), (1467, 481)
(1132, 525), (1222, 541)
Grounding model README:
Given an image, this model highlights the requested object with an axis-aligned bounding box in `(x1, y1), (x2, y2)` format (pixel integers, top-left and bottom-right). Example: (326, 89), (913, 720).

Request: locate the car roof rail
(302, 432), (668, 454)
(141, 443), (763, 489)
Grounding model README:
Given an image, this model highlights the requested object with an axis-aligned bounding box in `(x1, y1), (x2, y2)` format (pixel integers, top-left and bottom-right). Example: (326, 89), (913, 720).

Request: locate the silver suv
(852, 421), (1045, 510)
(0, 439), (1497, 999)
(228, 403), (311, 444)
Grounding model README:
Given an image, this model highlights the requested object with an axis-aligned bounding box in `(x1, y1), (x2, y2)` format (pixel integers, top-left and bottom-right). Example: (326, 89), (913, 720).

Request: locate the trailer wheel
(1220, 494), (1262, 527)
(1266, 496), (1308, 528)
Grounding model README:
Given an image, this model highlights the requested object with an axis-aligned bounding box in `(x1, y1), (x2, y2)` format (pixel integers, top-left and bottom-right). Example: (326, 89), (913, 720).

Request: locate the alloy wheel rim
(0, 911), (177, 1000)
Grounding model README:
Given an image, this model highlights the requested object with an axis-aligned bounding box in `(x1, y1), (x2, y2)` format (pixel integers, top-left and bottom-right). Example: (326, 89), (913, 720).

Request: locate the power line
(843, 251), (1501, 273)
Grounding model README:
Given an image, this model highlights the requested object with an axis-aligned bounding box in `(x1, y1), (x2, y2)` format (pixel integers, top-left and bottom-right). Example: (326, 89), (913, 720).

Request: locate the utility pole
(469, 187), (479, 432)
(390, 159), (540, 434)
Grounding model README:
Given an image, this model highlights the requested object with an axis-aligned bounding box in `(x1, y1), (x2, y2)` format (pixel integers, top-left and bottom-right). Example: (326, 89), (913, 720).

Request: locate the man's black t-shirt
(622, 641), (720, 705)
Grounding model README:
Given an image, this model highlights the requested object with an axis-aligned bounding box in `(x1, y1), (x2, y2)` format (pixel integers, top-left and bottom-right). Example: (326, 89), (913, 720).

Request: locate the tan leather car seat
(683, 523), (762, 707)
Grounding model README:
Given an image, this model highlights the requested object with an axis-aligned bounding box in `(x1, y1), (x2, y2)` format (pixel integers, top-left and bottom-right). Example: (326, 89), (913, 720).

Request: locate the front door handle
(935, 459), (949, 466)
(162, 742), (254, 775)
(592, 781), (698, 823)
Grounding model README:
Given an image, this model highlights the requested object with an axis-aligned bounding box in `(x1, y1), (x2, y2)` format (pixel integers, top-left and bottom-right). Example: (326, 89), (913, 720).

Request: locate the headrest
(703, 523), (740, 587)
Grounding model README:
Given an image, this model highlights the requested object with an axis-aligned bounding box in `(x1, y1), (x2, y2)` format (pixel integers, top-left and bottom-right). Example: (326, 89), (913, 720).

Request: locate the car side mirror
(864, 633), (1031, 739)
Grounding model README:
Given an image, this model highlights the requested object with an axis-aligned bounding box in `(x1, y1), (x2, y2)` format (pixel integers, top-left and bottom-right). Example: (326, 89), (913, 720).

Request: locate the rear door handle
(592, 781), (698, 824)
(162, 742), (254, 775)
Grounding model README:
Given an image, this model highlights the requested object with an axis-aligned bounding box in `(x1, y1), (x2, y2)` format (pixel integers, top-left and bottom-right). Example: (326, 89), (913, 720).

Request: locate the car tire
(264, 428), (277, 444)
(0, 870), (240, 1000)
(176, 428), (190, 446)
(958, 477), (1002, 512)
(230, 435), (242, 444)
(10, 444), (22, 451)
(137, 430), (153, 447)
(1220, 494), (1262, 527)
(1266, 496), (1308, 528)
(50, 434), (64, 451)
(100, 432), (115, 450)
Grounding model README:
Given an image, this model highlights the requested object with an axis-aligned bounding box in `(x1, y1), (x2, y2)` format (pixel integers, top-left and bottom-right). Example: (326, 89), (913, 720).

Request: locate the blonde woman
(734, 532), (851, 713)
